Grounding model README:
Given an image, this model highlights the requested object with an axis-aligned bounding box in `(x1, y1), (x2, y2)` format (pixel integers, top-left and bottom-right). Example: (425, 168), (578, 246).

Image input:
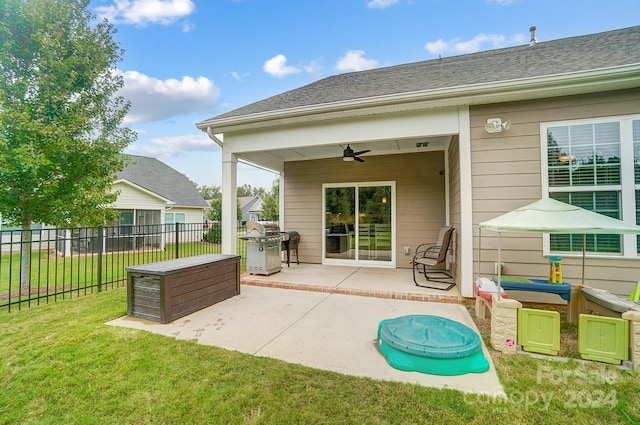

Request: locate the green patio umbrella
(478, 198), (640, 289)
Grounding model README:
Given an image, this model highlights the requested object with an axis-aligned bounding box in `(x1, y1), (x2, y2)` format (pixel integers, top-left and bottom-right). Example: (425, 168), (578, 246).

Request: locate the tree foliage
(237, 183), (267, 198)
(197, 184), (221, 200)
(206, 196), (242, 223)
(0, 0), (136, 228)
(261, 179), (279, 221)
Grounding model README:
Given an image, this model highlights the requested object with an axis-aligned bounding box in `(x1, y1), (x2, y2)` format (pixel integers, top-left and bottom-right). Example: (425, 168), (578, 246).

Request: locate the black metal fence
(0, 222), (247, 312)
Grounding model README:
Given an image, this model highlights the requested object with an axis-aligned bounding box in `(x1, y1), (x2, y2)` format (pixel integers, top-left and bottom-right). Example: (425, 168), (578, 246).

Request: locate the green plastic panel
(579, 314), (629, 364)
(517, 308), (560, 355)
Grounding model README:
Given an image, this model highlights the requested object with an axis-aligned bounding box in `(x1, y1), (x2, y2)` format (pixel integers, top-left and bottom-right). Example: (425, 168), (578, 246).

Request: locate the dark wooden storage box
(127, 254), (240, 324)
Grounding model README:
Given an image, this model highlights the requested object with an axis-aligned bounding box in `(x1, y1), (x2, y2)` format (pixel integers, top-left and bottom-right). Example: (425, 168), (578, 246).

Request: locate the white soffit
(237, 135), (452, 169)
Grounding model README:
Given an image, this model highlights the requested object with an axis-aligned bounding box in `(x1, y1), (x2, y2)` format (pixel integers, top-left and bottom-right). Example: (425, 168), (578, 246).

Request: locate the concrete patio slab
(108, 284), (503, 395)
(242, 264), (463, 303)
(249, 263), (362, 288)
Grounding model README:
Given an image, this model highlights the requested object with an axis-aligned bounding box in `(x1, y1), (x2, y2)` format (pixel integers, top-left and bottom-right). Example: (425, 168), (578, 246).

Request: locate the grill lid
(246, 221), (281, 237)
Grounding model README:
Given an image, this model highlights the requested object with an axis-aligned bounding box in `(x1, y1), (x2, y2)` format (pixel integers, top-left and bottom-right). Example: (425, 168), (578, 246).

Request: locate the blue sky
(89, 0), (640, 189)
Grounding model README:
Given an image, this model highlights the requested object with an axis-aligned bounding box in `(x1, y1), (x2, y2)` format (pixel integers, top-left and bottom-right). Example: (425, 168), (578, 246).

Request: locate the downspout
(206, 126), (224, 148)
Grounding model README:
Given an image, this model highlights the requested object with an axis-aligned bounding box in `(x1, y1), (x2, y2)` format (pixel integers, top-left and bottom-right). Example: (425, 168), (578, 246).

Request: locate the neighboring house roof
(198, 26), (640, 128)
(239, 196), (263, 215)
(116, 155), (209, 208)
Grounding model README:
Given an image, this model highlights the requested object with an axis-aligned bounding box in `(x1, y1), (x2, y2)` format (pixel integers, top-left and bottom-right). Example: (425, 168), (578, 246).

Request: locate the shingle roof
(116, 155), (209, 208)
(210, 26), (640, 121)
(239, 196), (263, 213)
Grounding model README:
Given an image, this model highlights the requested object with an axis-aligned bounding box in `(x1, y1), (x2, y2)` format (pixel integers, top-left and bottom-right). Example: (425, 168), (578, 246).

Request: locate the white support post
(458, 106), (474, 298)
(221, 151), (238, 255)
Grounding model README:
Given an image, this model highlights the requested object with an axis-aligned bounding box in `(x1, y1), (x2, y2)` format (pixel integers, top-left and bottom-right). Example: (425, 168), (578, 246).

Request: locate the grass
(0, 290), (638, 424)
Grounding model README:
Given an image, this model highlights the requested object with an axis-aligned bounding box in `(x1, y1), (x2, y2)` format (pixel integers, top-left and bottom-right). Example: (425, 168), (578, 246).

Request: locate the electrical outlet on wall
(403, 246), (411, 255)
(494, 262), (504, 275)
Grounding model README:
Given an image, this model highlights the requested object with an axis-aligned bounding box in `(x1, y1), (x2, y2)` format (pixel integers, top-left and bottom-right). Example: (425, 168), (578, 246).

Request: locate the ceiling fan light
(343, 156), (354, 162)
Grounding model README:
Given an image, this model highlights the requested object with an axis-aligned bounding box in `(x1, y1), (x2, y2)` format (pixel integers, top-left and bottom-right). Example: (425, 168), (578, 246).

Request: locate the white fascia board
(221, 107), (460, 154)
(167, 205), (207, 211)
(196, 64), (640, 134)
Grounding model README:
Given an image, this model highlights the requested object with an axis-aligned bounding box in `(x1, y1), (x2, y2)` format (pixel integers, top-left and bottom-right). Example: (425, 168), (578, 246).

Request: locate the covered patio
(198, 107), (472, 297)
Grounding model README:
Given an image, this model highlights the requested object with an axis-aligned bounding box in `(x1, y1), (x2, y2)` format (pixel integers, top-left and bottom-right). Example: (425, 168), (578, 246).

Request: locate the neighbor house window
(165, 212), (186, 230)
(544, 115), (640, 256)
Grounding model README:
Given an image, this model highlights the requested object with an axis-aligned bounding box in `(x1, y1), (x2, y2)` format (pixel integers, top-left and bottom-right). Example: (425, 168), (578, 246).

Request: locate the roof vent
(529, 26), (537, 46)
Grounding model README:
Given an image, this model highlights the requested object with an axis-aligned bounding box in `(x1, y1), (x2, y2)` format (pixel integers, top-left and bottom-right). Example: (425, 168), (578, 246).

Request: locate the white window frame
(541, 114), (640, 258)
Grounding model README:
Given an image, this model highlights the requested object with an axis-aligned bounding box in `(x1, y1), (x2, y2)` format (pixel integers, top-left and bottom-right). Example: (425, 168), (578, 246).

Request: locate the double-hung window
(543, 115), (640, 256)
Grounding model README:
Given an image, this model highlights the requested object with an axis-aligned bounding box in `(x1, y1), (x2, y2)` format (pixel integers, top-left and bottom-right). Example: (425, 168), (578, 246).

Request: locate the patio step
(240, 274), (463, 304)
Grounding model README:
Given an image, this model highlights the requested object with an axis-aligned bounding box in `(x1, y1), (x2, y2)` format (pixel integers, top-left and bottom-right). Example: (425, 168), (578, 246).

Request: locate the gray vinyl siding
(283, 151), (447, 267)
(470, 88), (640, 295)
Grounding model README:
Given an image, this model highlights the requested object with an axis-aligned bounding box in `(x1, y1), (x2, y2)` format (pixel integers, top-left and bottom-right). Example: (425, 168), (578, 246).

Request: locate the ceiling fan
(342, 144), (370, 163)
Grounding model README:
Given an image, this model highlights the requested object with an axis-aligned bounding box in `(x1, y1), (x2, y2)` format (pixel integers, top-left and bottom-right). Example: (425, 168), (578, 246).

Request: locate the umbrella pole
(477, 228), (482, 282)
(497, 233), (502, 299)
(582, 234), (586, 286)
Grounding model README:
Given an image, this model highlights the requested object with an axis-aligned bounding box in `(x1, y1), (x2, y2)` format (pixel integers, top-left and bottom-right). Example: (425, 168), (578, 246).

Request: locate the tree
(198, 184), (220, 200)
(206, 197), (243, 223)
(261, 179), (279, 221)
(0, 0), (136, 290)
(207, 197), (222, 222)
(237, 184), (254, 197)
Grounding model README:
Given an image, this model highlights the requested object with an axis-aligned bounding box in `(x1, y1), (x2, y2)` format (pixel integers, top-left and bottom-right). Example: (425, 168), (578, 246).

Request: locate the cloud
(303, 59), (323, 75)
(335, 50), (379, 72)
(263, 55), (301, 78)
(181, 21), (195, 32)
(95, 0), (195, 26)
(230, 71), (251, 81)
(126, 133), (217, 157)
(425, 33), (526, 55)
(368, 0), (399, 8)
(117, 70), (220, 123)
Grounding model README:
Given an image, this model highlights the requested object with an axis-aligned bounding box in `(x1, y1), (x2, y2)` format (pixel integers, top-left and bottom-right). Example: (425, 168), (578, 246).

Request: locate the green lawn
(0, 289), (638, 424)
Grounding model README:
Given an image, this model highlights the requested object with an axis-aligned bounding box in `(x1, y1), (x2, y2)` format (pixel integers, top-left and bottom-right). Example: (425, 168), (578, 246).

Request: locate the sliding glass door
(323, 182), (394, 266)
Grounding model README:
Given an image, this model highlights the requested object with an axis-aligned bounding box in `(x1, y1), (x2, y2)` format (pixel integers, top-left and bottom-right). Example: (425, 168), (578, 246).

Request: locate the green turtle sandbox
(378, 315), (489, 376)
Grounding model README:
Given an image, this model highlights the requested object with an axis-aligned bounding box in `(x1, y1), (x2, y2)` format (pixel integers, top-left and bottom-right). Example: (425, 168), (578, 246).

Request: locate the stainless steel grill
(243, 221), (282, 275)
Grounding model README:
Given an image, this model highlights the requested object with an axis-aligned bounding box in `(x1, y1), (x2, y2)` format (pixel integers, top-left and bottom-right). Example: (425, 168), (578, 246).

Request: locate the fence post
(97, 225), (103, 292)
(175, 222), (180, 259)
